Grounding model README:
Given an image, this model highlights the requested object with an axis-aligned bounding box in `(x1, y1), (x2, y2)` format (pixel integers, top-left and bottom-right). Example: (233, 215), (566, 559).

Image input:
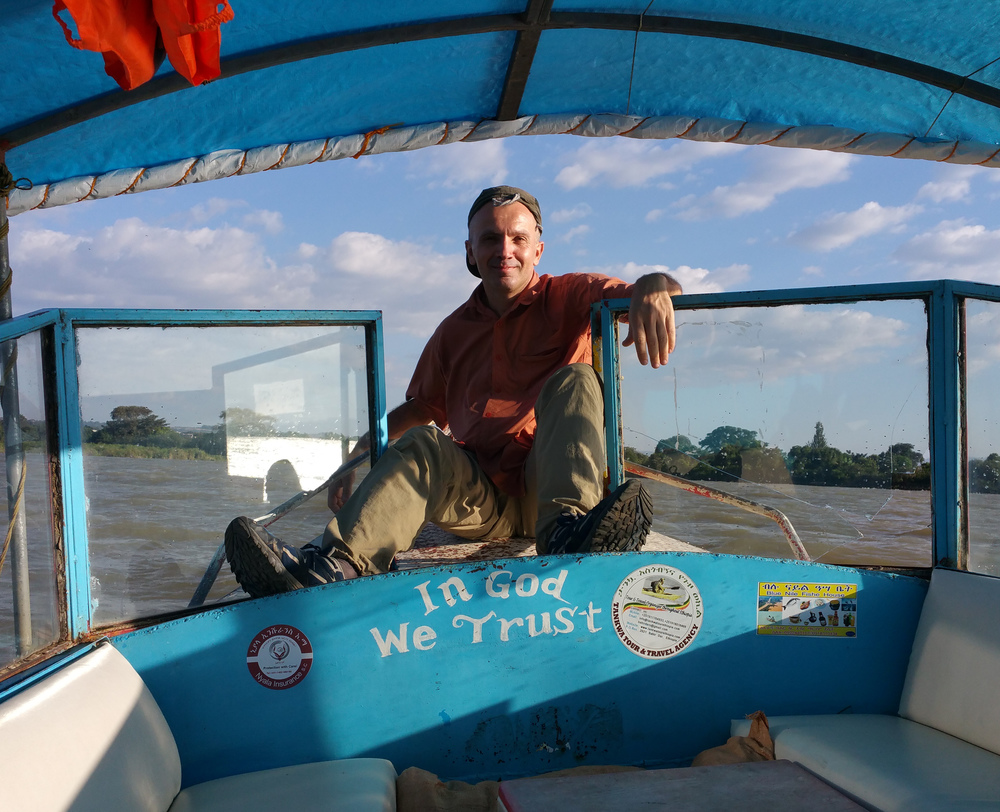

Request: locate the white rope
(9, 113), (1000, 216)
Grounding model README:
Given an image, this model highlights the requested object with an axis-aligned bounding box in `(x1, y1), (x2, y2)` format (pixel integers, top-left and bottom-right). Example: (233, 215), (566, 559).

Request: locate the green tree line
(6, 410), (1000, 491)
(77, 405), (348, 460)
(628, 422), (952, 491)
(83, 405), (225, 459)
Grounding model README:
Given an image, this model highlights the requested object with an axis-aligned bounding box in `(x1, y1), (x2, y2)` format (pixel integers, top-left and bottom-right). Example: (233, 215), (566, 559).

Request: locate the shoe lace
(547, 511), (590, 555)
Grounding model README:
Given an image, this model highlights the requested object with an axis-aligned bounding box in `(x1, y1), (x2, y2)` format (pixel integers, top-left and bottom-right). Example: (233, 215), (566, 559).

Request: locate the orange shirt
(406, 271), (632, 496)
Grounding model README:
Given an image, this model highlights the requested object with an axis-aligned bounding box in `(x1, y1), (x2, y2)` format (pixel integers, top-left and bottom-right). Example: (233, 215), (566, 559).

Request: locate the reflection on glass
(965, 299), (1000, 577)
(620, 301), (931, 566)
(76, 325), (370, 624)
(0, 332), (60, 669)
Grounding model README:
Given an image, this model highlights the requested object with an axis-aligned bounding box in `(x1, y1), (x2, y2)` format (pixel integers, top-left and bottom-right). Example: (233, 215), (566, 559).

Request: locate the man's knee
(394, 424), (446, 455)
(390, 425), (466, 470)
(538, 363), (603, 411)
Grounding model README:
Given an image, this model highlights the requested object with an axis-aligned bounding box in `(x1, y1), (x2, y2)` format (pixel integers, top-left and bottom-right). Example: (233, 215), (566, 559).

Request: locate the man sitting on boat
(225, 186), (682, 597)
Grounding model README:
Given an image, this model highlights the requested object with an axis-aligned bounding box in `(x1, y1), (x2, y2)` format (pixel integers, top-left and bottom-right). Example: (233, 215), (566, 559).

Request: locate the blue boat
(1, 4), (998, 810)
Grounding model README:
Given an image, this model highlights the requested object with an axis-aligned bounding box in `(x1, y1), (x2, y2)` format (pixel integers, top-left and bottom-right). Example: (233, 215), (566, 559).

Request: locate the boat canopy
(5, 1), (1000, 214)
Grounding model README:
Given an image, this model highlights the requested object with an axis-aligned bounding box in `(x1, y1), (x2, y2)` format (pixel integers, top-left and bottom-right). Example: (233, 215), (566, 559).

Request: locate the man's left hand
(622, 273), (681, 368)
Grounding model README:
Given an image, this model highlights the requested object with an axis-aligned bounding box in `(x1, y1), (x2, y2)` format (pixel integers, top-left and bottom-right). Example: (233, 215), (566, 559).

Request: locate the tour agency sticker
(612, 565), (703, 659)
(247, 625), (313, 690)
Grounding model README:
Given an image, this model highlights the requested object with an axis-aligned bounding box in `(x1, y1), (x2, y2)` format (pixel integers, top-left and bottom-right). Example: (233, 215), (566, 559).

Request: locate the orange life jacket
(53, 0), (159, 91)
(53, 0), (233, 90)
(152, 0), (234, 86)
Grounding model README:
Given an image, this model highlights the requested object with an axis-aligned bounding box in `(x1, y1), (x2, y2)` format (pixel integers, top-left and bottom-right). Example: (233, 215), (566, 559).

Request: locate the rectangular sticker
(756, 582), (857, 637)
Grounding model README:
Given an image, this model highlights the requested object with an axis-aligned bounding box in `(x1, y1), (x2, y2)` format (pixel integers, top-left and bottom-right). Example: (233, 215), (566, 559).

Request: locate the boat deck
(394, 526), (702, 570)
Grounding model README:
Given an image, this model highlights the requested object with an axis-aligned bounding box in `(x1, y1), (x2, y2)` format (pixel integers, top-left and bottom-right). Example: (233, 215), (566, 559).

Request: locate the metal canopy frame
(6, 7), (1000, 150)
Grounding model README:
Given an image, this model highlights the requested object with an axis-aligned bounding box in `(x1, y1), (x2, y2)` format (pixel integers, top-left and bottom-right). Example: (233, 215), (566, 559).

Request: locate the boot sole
(225, 516), (305, 598)
(588, 480), (653, 553)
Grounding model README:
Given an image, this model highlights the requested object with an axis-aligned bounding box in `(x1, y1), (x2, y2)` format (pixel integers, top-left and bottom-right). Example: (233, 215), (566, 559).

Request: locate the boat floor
(393, 526), (702, 570)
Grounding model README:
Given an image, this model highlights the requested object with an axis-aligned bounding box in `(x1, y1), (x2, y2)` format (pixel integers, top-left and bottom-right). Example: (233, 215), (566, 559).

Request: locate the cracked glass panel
(75, 325), (371, 624)
(619, 299), (931, 566)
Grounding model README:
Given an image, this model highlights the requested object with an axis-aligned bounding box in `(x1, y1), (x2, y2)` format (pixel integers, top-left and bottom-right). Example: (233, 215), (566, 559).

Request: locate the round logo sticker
(246, 625), (313, 690)
(611, 565), (703, 659)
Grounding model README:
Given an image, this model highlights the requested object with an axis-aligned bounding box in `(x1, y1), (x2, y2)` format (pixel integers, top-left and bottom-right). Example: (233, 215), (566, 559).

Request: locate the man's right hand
(326, 399), (438, 514)
(327, 471), (356, 513)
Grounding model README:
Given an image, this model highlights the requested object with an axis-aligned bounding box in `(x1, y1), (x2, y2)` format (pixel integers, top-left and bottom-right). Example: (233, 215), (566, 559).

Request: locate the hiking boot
(225, 516), (349, 598)
(544, 479), (652, 555)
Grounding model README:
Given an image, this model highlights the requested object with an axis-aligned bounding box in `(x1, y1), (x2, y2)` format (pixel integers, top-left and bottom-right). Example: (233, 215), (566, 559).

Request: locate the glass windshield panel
(965, 298), (1000, 577)
(76, 325), (371, 624)
(0, 330), (61, 669)
(620, 300), (931, 566)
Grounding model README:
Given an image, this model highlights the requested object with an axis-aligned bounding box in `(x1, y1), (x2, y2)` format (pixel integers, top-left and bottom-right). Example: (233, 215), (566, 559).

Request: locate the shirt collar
(467, 271), (544, 318)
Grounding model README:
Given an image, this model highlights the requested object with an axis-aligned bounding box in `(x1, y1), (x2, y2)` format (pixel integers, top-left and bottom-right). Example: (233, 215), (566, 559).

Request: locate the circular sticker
(246, 625), (313, 690)
(611, 565), (703, 659)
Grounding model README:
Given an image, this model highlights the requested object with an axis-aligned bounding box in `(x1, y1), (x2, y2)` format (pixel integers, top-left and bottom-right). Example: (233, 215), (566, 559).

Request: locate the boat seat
(0, 642), (396, 812)
(168, 759), (398, 811)
(732, 568), (1000, 812)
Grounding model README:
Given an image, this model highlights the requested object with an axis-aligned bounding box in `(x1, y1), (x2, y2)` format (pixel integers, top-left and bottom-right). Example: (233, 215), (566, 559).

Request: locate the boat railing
(0, 308), (388, 672)
(590, 279), (1000, 574)
(2, 279), (1000, 675)
(624, 461), (810, 561)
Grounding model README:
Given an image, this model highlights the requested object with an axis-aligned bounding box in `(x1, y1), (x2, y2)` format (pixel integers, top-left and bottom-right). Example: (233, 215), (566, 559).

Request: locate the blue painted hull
(113, 551), (926, 786)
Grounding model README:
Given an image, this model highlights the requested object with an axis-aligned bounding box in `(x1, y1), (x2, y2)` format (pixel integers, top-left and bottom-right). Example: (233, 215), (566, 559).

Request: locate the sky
(8, 135), (1000, 458)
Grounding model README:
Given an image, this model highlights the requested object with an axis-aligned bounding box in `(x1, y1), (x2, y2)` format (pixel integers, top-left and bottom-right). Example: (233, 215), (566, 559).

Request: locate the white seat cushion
(0, 643), (182, 812)
(731, 714), (1000, 812)
(899, 568), (1000, 753)
(168, 758), (398, 812)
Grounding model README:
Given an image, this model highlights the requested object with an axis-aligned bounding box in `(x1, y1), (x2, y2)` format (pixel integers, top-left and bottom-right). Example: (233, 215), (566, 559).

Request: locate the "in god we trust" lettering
(369, 569), (603, 657)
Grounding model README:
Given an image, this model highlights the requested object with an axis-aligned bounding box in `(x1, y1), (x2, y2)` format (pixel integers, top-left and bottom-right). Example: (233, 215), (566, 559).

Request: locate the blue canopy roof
(5, 1), (1000, 210)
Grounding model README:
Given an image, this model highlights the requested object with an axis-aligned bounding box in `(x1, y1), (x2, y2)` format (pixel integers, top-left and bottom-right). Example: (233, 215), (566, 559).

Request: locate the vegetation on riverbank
(9, 408), (1000, 493)
(82, 443), (223, 461)
(627, 422), (944, 490)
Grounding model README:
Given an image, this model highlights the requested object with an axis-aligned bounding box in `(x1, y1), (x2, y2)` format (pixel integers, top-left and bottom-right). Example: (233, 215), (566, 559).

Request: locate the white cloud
(645, 209), (665, 223)
(673, 304), (912, 384)
(328, 231), (450, 280)
(320, 232), (469, 335)
(560, 225), (590, 242)
(408, 139), (508, 190)
(555, 139), (741, 190)
(578, 261), (749, 294)
(788, 202), (922, 252)
(895, 219), (1000, 283)
(917, 165), (982, 203)
(242, 209), (284, 235)
(8, 220), (472, 337)
(676, 150), (854, 221)
(550, 203), (592, 224)
(187, 197), (245, 223)
(10, 219), (479, 404)
(11, 218), (311, 310)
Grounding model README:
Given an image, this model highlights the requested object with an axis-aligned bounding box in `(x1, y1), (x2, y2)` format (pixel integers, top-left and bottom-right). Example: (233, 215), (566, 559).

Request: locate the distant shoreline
(83, 443), (224, 461)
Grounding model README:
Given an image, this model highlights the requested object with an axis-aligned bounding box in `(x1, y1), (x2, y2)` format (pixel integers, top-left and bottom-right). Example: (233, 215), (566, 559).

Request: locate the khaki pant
(323, 364), (606, 574)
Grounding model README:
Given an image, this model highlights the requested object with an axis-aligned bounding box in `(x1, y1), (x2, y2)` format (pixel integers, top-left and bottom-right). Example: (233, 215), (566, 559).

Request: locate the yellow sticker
(757, 582), (857, 637)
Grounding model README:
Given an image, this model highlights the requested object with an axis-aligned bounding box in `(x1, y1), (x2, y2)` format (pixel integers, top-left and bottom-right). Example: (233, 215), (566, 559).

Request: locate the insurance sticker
(246, 625), (314, 689)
